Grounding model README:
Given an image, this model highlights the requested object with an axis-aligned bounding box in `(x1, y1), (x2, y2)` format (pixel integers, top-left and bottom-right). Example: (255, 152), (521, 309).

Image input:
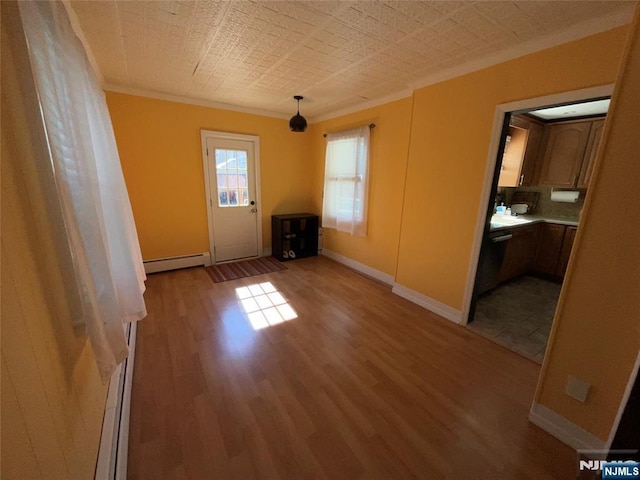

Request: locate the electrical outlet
(566, 376), (591, 403)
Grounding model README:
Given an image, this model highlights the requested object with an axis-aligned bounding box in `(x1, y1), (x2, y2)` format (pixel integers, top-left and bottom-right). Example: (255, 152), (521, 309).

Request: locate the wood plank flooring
(128, 256), (577, 479)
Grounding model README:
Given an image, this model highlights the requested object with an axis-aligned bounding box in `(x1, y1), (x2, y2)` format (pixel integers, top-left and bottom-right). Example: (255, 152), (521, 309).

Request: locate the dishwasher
(474, 229), (513, 296)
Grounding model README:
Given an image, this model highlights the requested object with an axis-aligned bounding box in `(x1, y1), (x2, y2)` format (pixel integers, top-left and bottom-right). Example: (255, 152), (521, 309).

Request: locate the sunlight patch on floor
(236, 281), (297, 330)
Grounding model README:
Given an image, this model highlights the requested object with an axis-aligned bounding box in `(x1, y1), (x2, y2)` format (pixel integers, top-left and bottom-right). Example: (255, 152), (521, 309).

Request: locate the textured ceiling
(69, 1), (635, 120)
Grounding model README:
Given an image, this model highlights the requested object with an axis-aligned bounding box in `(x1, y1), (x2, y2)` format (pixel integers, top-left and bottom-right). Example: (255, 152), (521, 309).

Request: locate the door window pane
(238, 151), (247, 169)
(217, 172), (227, 188)
(239, 188), (249, 205)
(215, 148), (249, 207)
(238, 172), (247, 188)
(219, 189), (229, 206)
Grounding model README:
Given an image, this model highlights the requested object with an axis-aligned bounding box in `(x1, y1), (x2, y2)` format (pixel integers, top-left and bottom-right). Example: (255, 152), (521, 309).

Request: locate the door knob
(250, 208), (257, 213)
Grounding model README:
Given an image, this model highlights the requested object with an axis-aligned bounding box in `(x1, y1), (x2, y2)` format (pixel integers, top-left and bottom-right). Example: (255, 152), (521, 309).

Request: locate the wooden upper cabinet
(577, 119), (605, 188)
(498, 126), (528, 187)
(497, 115), (544, 188)
(538, 121), (591, 187)
(520, 122), (543, 187)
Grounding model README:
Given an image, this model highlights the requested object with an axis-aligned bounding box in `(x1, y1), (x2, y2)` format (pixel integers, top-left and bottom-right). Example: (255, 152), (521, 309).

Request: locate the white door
(203, 133), (260, 263)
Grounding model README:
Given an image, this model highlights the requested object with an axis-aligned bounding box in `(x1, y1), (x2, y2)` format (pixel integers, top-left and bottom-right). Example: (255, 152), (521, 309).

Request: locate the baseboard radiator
(143, 252), (211, 274)
(95, 321), (137, 480)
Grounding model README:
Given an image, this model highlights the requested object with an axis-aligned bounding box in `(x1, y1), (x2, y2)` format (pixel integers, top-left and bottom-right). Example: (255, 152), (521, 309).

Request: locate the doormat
(204, 256), (286, 283)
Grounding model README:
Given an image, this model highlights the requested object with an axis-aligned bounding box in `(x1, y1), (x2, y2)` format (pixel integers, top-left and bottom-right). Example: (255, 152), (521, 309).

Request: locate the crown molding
(310, 89), (414, 123)
(103, 84), (291, 120)
(411, 8), (633, 92)
(105, 83), (413, 124)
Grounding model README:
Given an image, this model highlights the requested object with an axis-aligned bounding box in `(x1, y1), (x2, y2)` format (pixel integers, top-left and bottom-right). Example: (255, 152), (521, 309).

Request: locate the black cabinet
(272, 213), (318, 261)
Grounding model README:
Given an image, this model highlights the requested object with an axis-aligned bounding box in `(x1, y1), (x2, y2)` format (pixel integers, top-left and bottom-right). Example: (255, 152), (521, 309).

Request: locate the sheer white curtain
(322, 126), (370, 236)
(18, 1), (147, 382)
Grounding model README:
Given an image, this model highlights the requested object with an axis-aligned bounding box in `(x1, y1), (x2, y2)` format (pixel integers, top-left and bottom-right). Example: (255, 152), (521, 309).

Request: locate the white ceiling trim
(103, 84), (290, 120)
(310, 89), (414, 123)
(103, 83), (414, 125)
(411, 8), (632, 92)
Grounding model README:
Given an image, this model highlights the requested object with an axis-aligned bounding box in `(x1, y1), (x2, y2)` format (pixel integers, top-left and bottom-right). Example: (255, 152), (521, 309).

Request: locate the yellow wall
(109, 26), (629, 284)
(396, 25), (629, 309)
(311, 98), (414, 275)
(536, 7), (640, 440)
(106, 93), (315, 260)
(1, 6), (108, 478)
(307, 23), (636, 441)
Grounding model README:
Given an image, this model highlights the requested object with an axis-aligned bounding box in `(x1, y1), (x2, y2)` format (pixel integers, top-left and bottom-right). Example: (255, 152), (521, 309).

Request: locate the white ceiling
(528, 99), (611, 120)
(69, 1), (635, 121)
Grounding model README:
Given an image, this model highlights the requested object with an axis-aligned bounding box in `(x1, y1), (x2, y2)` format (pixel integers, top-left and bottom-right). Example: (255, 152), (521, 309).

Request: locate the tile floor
(468, 275), (562, 363)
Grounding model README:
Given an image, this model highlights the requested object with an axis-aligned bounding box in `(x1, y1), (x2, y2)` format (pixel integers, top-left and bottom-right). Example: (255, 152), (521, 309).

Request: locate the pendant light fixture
(289, 95), (307, 132)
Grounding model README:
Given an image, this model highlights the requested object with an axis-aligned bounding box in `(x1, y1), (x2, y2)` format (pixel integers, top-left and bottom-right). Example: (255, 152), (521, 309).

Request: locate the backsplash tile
(499, 186), (585, 220)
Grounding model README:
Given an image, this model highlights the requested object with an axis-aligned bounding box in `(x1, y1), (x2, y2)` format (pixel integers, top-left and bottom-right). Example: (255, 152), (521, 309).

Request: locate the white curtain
(18, 1), (147, 382)
(322, 126), (370, 236)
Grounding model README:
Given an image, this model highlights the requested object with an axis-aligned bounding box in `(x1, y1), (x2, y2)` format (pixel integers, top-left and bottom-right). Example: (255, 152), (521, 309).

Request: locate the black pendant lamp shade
(289, 95), (307, 132)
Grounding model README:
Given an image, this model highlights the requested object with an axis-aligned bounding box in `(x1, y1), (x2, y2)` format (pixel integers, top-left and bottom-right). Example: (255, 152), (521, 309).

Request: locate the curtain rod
(323, 123), (375, 137)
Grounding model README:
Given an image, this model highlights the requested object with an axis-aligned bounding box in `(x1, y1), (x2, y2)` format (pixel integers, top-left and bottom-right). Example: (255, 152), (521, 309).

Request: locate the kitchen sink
(490, 214), (533, 227)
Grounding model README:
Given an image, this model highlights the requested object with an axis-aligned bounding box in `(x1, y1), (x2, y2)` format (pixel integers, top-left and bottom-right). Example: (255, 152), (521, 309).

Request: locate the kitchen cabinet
(498, 126), (528, 187)
(556, 226), (577, 278)
(577, 119), (605, 188)
(497, 116), (544, 187)
(498, 224), (540, 283)
(534, 223), (567, 276)
(489, 220), (578, 287)
(271, 213), (318, 261)
(537, 118), (605, 188)
(538, 121), (591, 187)
(519, 122), (543, 186)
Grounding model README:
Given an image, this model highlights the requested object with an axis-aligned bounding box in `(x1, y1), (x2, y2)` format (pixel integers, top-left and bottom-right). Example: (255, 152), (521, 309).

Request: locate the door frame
(460, 84), (613, 325)
(201, 130), (262, 265)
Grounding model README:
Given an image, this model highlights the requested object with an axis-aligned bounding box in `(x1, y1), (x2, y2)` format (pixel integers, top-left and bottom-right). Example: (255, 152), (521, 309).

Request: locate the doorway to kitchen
(464, 87), (611, 363)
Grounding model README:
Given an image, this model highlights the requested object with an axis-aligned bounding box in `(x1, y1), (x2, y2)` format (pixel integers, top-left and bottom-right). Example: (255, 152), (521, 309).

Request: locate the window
(215, 148), (249, 207)
(321, 125), (370, 236)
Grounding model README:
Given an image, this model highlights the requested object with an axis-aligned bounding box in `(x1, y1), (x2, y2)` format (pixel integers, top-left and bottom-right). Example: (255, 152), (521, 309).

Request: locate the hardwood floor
(128, 256), (577, 479)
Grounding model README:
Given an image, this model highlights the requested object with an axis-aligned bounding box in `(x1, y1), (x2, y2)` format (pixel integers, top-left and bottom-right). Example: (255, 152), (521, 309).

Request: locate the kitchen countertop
(490, 214), (579, 231)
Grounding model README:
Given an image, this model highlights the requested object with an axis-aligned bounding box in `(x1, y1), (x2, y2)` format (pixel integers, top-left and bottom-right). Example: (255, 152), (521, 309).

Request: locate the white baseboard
(143, 252), (211, 273)
(321, 249), (394, 286)
(529, 402), (606, 451)
(262, 247), (272, 257)
(95, 364), (122, 479)
(95, 321), (138, 480)
(391, 283), (463, 324)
